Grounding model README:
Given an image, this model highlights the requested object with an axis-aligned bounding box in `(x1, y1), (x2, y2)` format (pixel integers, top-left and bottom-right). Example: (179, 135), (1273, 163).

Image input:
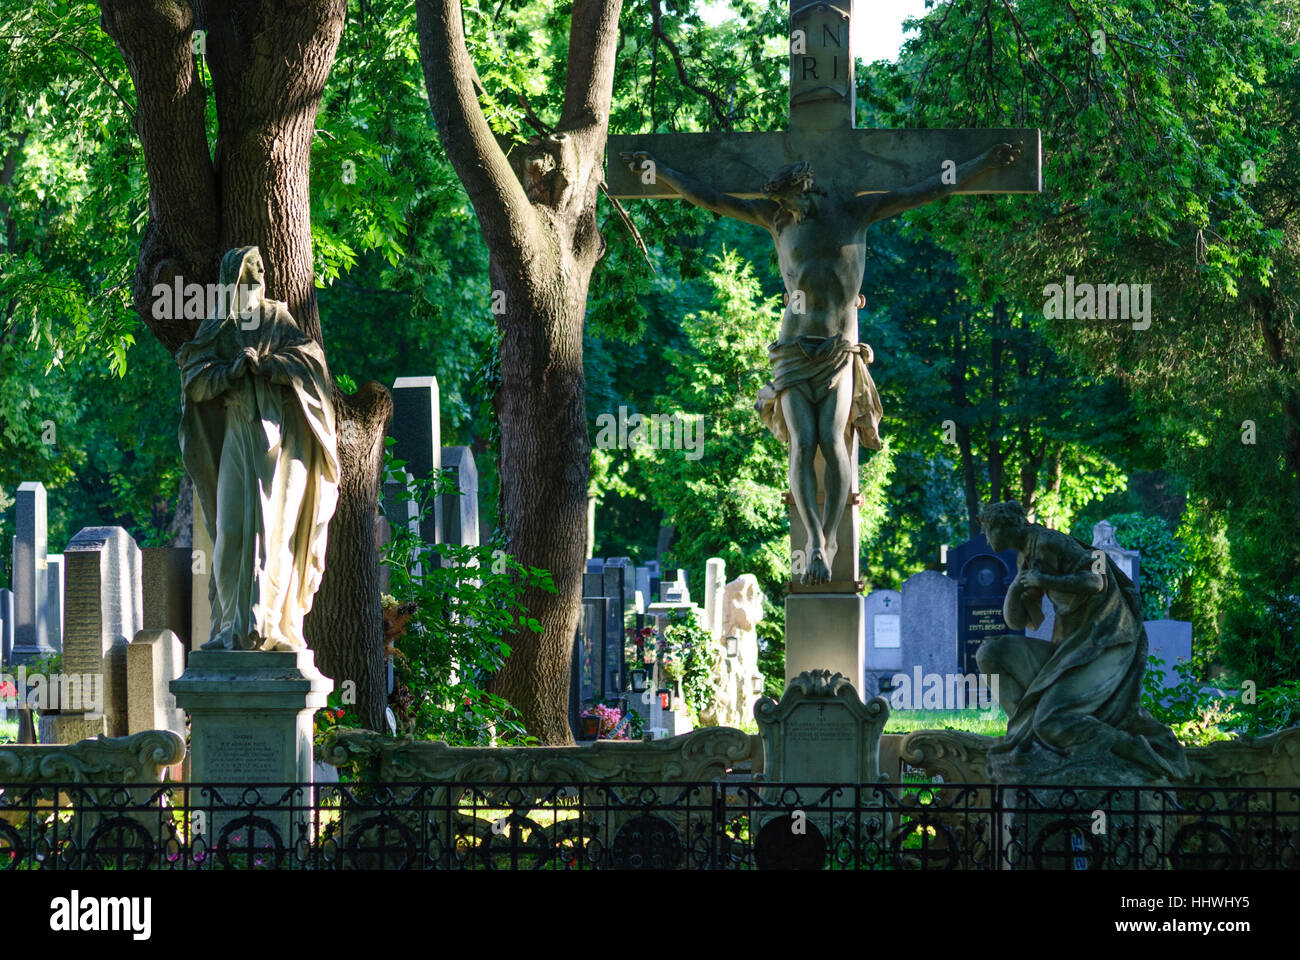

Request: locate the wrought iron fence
(0, 781), (1296, 870)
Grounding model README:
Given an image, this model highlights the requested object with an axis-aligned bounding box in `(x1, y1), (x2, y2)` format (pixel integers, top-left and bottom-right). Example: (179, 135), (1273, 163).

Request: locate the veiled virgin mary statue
(177, 246), (340, 652)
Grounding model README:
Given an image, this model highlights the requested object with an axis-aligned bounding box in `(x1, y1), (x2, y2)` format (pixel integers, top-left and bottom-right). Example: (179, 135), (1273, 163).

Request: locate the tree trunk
(487, 261), (592, 742)
(306, 382), (392, 731)
(416, 0), (622, 744)
(100, 0), (391, 726)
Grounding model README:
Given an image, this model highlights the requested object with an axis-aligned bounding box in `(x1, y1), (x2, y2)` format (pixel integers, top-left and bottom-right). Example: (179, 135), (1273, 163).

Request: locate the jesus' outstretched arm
(619, 151), (777, 228)
(858, 141), (1024, 223)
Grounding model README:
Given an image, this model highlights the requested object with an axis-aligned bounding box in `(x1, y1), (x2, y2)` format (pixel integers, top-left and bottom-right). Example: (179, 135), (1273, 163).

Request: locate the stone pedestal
(171, 650), (331, 847)
(784, 593), (865, 694)
(172, 650), (331, 784)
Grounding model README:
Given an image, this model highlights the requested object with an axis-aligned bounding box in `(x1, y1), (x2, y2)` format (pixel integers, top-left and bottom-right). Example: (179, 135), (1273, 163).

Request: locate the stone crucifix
(607, 0), (1041, 690)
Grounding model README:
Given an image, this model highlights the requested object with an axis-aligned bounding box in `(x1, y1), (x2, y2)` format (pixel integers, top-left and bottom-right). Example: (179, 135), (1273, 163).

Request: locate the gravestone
(947, 533), (1023, 677)
(1145, 620), (1193, 693)
(142, 547), (193, 651)
(1092, 520), (1141, 597)
(12, 481), (54, 664)
(57, 526), (142, 741)
(659, 570), (690, 604)
(0, 589), (11, 724)
(0, 589), (13, 668)
(46, 554), (64, 652)
(862, 589), (902, 694)
(634, 566), (652, 614)
(703, 557), (726, 639)
(894, 570), (960, 698)
(756, 670), (888, 783)
(753, 670), (889, 865)
(438, 446), (479, 548)
(126, 628), (186, 737)
(602, 556), (634, 626)
(580, 597), (617, 702)
(389, 376), (442, 547)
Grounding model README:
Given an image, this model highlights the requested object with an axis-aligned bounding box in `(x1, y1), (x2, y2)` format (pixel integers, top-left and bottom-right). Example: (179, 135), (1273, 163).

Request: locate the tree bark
(416, 0), (621, 744)
(99, 0), (392, 725)
(306, 381), (393, 731)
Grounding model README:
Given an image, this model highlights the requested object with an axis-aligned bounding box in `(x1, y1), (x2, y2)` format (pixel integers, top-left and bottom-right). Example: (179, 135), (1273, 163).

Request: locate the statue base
(784, 594), (866, 695)
(171, 650), (333, 846)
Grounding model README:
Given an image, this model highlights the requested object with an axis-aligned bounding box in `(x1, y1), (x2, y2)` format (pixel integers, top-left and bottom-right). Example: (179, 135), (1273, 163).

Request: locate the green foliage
(634, 250), (789, 595)
(1070, 512), (1191, 619)
(1237, 680), (1300, 737)
(661, 610), (720, 721)
(1142, 658), (1233, 746)
(1144, 657), (1300, 741)
(1218, 591), (1300, 691)
(382, 457), (553, 746)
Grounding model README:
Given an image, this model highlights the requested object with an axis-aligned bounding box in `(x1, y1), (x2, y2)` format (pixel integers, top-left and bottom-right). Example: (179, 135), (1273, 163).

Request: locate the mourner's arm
(1020, 567), (1105, 595)
(1004, 570), (1031, 629)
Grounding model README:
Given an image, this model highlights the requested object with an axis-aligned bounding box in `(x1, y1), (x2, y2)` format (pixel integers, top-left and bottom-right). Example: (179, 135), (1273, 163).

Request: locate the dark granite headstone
(947, 533), (1023, 676)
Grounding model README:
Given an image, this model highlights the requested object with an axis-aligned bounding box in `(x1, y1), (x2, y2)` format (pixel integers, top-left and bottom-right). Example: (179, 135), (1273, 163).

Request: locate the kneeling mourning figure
(976, 501), (1189, 785)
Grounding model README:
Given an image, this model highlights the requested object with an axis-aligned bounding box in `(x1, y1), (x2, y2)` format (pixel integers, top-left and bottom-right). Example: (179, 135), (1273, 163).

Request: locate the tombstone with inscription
(55, 526), (142, 741)
(753, 670), (889, 866)
(862, 589), (901, 695)
(947, 533), (1023, 677)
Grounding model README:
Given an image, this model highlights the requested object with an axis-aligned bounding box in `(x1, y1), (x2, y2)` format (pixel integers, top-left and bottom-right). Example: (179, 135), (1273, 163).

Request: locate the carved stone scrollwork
(897, 730), (998, 784)
(319, 726), (756, 785)
(1185, 728), (1300, 789)
(0, 730), (185, 785)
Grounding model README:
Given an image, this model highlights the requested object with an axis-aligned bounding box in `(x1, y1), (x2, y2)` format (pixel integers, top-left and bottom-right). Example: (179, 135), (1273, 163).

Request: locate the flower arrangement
(579, 703), (629, 740)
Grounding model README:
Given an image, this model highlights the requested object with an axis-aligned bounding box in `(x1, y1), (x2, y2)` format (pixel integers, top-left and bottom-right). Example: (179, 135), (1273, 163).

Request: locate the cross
(606, 0), (1041, 696)
(606, 1), (1041, 200)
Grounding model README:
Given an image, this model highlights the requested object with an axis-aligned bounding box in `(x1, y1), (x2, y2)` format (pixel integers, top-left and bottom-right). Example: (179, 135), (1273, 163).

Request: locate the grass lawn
(0, 718), (16, 744)
(883, 708), (1008, 737)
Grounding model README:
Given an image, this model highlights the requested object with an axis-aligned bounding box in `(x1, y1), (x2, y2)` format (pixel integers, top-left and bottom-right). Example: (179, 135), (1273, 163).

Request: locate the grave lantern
(578, 713), (601, 741)
(629, 668), (649, 692)
(725, 635), (739, 658)
(657, 687), (671, 710)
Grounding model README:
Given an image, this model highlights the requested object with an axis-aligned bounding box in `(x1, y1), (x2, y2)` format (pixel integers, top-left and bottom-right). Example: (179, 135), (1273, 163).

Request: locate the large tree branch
(415, 0), (539, 265)
(559, 0), (621, 136)
(98, 0), (221, 353)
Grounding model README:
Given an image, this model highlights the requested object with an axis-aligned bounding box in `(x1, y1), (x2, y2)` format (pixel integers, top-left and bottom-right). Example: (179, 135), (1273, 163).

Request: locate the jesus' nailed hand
(620, 143), (1022, 585)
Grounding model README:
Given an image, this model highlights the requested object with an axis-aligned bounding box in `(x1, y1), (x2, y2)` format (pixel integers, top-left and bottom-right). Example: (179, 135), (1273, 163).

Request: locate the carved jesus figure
(622, 145), (1021, 582)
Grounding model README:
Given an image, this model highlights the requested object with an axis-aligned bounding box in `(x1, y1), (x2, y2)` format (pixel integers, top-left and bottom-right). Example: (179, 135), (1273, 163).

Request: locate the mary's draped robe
(177, 301), (340, 651)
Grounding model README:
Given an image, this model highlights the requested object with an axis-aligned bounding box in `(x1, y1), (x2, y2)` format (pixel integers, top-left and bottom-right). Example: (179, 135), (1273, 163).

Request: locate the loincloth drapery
(754, 335), (883, 450)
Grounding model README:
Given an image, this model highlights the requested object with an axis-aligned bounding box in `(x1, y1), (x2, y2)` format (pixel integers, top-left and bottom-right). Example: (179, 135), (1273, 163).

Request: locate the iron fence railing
(0, 781), (1296, 870)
